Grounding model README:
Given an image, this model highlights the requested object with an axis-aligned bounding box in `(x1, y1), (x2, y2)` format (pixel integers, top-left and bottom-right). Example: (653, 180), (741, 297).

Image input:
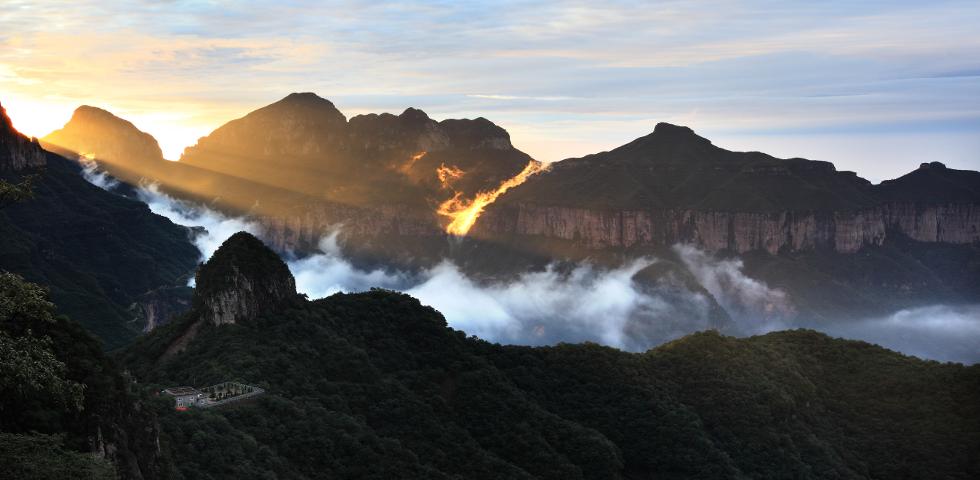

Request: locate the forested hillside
(1, 101), (199, 348)
(122, 232), (980, 479)
(0, 272), (174, 479)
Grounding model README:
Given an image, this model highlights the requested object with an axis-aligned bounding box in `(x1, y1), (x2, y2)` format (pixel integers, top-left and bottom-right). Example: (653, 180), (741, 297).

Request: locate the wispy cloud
(1, 0), (978, 176)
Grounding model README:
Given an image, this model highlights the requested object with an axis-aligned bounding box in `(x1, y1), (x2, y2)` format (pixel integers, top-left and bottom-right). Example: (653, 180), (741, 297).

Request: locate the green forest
(1, 177), (978, 479)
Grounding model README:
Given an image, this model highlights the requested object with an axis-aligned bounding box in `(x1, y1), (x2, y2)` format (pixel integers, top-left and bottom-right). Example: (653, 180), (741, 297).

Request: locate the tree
(0, 433), (115, 480)
(0, 174), (38, 209)
(0, 273), (85, 419)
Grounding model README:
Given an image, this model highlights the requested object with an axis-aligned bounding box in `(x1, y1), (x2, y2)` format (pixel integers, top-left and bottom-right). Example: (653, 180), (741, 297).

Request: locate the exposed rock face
(164, 232), (295, 357)
(476, 125), (980, 254)
(37, 98), (980, 260)
(131, 286), (193, 332)
(259, 201), (443, 252)
(474, 202), (980, 253)
(193, 231), (296, 326)
(0, 101), (46, 172)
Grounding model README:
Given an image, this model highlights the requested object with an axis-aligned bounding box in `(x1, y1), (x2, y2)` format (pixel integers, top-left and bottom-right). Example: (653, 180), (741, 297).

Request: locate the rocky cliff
(164, 232), (296, 356)
(36, 99), (980, 260)
(0, 101), (46, 172)
(193, 231), (296, 326)
(476, 125), (980, 254)
(474, 200), (980, 254)
(130, 286), (193, 332)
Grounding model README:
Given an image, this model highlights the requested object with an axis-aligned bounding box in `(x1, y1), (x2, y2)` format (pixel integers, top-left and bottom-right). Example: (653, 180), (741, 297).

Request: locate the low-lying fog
(90, 172), (977, 364)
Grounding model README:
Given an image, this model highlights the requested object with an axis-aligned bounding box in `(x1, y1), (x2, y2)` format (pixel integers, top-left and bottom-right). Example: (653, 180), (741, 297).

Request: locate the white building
(162, 386), (204, 409)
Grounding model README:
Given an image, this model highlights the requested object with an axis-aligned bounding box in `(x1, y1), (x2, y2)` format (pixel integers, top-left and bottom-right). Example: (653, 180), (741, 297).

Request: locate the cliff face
(131, 287), (193, 332)
(0, 101), (46, 172)
(193, 231), (296, 326)
(36, 99), (980, 259)
(164, 232), (295, 356)
(258, 201), (443, 252)
(474, 201), (980, 254)
(177, 92), (531, 207)
(478, 126), (980, 255)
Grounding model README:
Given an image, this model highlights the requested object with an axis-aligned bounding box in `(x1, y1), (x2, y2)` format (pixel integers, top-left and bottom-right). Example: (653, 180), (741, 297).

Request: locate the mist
(130, 181), (979, 363)
(674, 244), (795, 334)
(78, 156), (120, 191)
(822, 305), (980, 364)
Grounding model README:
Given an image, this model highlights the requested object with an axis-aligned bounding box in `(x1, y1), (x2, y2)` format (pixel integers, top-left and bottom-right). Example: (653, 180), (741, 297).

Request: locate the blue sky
(1, 0), (978, 181)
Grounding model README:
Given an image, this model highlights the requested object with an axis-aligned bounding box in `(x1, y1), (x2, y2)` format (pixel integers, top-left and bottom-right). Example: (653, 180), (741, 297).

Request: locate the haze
(2, 0), (979, 182)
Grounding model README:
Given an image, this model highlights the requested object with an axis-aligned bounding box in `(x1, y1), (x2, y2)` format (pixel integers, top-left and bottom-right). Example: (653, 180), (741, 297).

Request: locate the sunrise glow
(438, 160), (547, 235)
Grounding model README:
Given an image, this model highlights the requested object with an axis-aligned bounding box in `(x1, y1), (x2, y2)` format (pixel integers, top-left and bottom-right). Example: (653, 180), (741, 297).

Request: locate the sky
(1, 0), (978, 182)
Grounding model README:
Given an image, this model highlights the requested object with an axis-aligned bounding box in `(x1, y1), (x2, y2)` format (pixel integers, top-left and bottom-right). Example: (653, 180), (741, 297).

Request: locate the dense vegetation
(0, 154), (199, 348)
(121, 234), (980, 479)
(2, 227), (977, 479)
(0, 272), (174, 479)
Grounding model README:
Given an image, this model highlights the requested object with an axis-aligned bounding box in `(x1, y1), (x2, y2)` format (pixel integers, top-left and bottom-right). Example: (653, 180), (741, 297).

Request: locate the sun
(1, 95), (75, 140)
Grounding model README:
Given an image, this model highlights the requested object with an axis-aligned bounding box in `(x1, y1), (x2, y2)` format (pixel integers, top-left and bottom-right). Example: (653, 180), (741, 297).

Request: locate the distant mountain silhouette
(37, 95), (980, 339)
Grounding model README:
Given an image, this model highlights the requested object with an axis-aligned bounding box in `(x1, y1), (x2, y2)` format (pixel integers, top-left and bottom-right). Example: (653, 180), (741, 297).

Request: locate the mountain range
(38, 93), (980, 336)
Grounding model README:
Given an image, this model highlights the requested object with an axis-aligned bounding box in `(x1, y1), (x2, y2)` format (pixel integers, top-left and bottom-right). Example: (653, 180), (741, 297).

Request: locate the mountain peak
(280, 91), (334, 106)
(650, 122), (710, 143)
(71, 105), (119, 121)
(260, 92), (346, 123)
(193, 231), (296, 325)
(400, 107), (431, 122)
(41, 105), (164, 164)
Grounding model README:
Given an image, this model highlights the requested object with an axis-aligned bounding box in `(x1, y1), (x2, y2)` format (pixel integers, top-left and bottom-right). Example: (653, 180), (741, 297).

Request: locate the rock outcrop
(193, 231), (296, 326)
(473, 201), (980, 254)
(164, 232), (295, 357)
(131, 286), (193, 332)
(0, 101), (46, 172)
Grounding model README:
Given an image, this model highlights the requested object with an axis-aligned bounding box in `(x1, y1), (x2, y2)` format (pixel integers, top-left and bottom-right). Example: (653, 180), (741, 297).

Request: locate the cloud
(467, 94), (576, 102)
(130, 181), (734, 350)
(2, 1), (979, 176)
(93, 172), (980, 363)
(823, 305), (980, 364)
(287, 232), (411, 298)
(674, 244), (794, 334)
(77, 155), (120, 191)
(136, 184), (263, 263)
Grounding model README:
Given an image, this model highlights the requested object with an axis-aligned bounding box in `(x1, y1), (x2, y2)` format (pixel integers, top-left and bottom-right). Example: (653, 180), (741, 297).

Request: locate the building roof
(163, 386), (201, 396)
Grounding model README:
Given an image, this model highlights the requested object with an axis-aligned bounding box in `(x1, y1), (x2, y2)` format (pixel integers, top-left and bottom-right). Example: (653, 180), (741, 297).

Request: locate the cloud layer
(2, 1), (979, 180)
(822, 305), (980, 364)
(131, 182), (980, 364)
